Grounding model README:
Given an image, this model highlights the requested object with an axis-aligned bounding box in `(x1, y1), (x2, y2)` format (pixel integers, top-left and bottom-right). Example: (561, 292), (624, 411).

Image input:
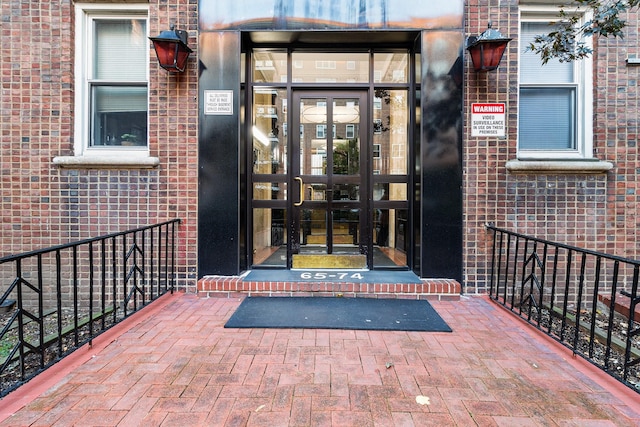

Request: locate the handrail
(0, 219), (181, 397)
(0, 219), (180, 263)
(486, 224), (639, 393)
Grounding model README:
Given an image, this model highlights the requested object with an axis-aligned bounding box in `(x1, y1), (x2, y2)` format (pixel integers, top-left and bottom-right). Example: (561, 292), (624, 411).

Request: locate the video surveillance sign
(471, 103), (505, 137)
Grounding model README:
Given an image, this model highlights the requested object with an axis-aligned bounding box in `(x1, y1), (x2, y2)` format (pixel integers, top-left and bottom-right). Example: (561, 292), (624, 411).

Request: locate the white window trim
(517, 6), (593, 161)
(72, 3), (150, 160)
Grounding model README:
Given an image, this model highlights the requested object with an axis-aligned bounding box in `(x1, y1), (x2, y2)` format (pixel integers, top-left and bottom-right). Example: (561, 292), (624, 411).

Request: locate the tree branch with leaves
(528, 0), (639, 64)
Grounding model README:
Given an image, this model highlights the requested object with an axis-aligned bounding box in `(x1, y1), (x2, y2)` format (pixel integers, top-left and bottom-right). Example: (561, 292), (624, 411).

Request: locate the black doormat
(224, 297), (452, 332)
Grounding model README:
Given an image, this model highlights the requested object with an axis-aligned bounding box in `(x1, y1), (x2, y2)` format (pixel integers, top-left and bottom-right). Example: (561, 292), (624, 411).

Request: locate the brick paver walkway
(1, 293), (638, 426)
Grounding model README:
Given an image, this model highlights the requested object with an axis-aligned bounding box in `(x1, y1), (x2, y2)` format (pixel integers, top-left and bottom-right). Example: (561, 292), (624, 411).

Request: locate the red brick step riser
(197, 276), (460, 301)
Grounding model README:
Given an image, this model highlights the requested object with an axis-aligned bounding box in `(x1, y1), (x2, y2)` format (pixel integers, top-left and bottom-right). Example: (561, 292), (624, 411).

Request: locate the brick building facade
(1, 0), (638, 295)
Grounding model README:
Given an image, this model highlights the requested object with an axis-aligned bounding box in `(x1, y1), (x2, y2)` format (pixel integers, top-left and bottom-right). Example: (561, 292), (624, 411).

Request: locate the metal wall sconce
(467, 23), (512, 72)
(149, 25), (193, 73)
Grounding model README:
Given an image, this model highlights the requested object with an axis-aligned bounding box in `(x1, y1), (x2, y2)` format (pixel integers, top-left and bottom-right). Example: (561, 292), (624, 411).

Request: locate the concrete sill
(53, 156), (160, 169)
(506, 159), (614, 174)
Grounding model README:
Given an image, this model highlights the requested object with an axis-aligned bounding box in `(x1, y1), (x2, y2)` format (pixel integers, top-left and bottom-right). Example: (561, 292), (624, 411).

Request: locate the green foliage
(528, 0), (639, 64)
(333, 139), (360, 175)
(0, 339), (15, 361)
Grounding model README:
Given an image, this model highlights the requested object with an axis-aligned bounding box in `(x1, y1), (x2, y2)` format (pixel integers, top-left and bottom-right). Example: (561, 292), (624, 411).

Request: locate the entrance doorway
(290, 91), (368, 268)
(249, 49), (411, 270)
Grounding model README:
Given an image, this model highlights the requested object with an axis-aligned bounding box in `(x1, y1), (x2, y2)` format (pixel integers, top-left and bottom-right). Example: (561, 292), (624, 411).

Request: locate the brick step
(197, 275), (460, 301)
(598, 292), (640, 320)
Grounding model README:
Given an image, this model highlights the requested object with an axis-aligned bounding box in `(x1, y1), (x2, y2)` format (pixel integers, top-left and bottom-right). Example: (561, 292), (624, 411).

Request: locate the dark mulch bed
(0, 307), (121, 396)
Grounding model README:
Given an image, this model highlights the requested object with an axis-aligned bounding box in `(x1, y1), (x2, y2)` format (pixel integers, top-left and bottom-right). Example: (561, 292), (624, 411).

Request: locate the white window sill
(53, 155), (160, 169)
(506, 159), (614, 174)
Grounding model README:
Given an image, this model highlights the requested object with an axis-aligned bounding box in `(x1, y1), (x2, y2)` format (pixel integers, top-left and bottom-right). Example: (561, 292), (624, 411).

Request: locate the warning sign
(471, 103), (505, 137)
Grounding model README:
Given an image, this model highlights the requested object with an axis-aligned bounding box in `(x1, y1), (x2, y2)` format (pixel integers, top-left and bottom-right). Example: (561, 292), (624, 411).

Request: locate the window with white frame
(75, 4), (149, 154)
(518, 12), (592, 159)
(345, 124), (355, 139)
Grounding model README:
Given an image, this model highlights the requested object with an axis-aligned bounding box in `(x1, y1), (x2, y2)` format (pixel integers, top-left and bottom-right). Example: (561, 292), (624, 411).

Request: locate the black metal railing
(486, 224), (639, 393)
(0, 219), (180, 397)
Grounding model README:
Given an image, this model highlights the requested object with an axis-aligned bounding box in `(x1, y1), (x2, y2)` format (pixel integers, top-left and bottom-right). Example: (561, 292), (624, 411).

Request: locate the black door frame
(244, 42), (419, 273)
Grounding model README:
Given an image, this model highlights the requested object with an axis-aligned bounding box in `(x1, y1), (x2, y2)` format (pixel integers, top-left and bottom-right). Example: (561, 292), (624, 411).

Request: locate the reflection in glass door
(290, 92), (366, 268)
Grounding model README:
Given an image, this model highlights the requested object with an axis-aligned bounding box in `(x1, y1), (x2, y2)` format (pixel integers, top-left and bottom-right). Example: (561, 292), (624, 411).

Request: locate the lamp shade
(149, 26), (193, 73)
(467, 25), (512, 72)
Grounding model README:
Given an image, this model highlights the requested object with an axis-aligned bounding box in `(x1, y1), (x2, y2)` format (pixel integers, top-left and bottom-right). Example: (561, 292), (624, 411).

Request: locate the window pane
(253, 88), (287, 174)
(253, 182), (287, 200)
(253, 208), (287, 266)
(94, 19), (147, 81)
(373, 89), (408, 174)
(374, 52), (408, 83)
(291, 52), (368, 83)
(519, 87), (575, 150)
(253, 50), (287, 83)
(374, 183), (407, 202)
(520, 22), (573, 84)
(91, 86), (148, 146)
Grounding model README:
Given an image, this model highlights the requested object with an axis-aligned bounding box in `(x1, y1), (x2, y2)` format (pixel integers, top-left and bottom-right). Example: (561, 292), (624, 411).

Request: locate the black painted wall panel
(419, 31), (464, 282)
(198, 32), (242, 277)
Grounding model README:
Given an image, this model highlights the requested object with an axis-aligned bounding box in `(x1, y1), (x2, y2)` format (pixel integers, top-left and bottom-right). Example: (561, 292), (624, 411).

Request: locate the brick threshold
(197, 275), (460, 301)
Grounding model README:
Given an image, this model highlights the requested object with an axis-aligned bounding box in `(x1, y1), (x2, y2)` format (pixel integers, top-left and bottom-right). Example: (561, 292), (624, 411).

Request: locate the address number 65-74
(299, 272), (364, 280)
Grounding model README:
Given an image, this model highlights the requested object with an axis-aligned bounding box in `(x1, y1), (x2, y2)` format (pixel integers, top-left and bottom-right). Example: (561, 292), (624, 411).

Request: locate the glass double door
(290, 91), (368, 268)
(251, 90), (370, 269)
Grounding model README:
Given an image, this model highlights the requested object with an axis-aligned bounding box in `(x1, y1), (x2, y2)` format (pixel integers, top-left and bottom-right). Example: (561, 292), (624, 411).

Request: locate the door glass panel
(333, 209), (359, 247)
(374, 52), (409, 83)
(333, 98), (360, 175)
(291, 52), (369, 83)
(253, 208), (286, 267)
(333, 183), (359, 201)
(253, 88), (287, 174)
(300, 208), (326, 247)
(307, 183), (327, 201)
(300, 98), (327, 175)
(373, 89), (408, 175)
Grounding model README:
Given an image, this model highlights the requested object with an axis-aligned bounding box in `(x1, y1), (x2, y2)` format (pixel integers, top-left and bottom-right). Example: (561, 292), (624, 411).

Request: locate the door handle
(294, 177), (304, 206)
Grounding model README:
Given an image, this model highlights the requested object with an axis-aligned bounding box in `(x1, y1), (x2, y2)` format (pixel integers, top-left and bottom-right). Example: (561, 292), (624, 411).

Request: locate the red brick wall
(1, 1), (200, 292)
(595, 8), (639, 258)
(3, 0), (638, 297)
(1, 0), (73, 253)
(464, 0), (639, 293)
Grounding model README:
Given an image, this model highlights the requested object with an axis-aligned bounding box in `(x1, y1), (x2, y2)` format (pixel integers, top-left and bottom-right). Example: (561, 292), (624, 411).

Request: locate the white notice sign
(471, 103), (505, 137)
(205, 90), (233, 115)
